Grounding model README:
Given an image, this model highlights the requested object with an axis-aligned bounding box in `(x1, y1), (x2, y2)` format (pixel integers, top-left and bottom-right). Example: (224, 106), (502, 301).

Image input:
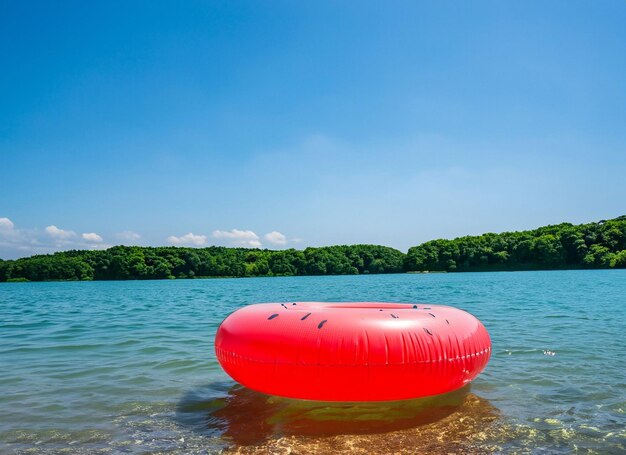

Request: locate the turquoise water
(1, 271), (625, 454)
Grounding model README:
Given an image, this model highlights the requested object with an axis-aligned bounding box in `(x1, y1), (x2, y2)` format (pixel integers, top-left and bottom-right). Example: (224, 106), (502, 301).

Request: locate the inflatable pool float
(215, 302), (491, 401)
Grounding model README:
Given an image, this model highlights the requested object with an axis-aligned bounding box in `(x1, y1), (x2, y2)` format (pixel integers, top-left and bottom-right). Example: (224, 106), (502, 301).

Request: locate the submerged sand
(225, 393), (501, 454)
(178, 383), (516, 454)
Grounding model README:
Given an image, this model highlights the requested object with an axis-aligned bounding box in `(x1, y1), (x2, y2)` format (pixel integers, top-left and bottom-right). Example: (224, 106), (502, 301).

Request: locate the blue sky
(1, 1), (625, 259)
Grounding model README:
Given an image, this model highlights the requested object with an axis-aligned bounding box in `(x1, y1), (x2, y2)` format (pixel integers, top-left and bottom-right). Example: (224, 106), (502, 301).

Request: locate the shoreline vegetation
(1, 216), (625, 282)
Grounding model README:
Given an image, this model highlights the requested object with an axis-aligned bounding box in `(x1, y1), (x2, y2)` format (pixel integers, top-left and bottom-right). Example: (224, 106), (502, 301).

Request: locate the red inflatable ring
(215, 302), (491, 401)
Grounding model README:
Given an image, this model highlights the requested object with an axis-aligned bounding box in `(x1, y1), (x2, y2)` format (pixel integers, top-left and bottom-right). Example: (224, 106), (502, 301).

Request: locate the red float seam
(216, 345), (491, 367)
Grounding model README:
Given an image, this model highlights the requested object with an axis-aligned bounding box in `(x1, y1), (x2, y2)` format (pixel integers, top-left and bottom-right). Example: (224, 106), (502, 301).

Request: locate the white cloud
(116, 230), (141, 242)
(212, 229), (261, 248)
(85, 242), (112, 251)
(264, 231), (287, 246)
(167, 232), (207, 246)
(82, 232), (103, 242)
(0, 217), (15, 231)
(45, 225), (76, 239)
(0, 217), (21, 248)
(0, 221), (115, 259)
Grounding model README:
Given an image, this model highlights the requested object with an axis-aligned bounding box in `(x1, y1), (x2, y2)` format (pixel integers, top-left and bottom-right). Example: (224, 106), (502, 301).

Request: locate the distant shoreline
(1, 216), (625, 282)
(3, 267), (625, 284)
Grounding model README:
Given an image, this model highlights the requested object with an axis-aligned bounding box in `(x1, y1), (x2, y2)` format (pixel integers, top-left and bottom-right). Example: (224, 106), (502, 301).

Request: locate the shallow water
(1, 271), (625, 454)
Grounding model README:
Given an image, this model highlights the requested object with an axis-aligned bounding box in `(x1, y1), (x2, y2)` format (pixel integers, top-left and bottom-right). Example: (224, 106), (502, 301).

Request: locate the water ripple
(1, 270), (626, 453)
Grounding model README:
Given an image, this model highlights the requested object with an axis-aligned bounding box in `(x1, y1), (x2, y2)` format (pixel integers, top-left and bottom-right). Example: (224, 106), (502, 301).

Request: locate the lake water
(1, 271), (625, 454)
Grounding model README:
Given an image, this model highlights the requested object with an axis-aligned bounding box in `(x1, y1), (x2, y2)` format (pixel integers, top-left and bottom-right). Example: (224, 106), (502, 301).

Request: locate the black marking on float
(301, 312), (312, 320)
(268, 314), (279, 320)
(391, 314), (399, 319)
(318, 320), (328, 329)
(412, 305), (418, 309)
(281, 303), (288, 309)
(423, 328), (433, 336)
(292, 302), (297, 305)
(428, 313), (436, 318)
(446, 319), (450, 324)
(424, 307), (431, 309)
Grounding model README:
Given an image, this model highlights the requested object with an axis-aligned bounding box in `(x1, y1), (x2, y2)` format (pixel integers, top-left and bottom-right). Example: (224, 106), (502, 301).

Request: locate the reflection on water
(177, 381), (503, 453)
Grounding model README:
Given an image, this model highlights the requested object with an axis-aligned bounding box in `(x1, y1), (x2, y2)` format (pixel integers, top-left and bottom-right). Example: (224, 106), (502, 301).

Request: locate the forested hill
(405, 216), (626, 272)
(1, 216), (625, 282)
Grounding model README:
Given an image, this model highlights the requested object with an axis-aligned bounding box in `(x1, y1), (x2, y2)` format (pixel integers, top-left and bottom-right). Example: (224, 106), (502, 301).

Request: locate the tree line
(0, 244), (405, 282)
(1, 216), (625, 282)
(404, 216), (626, 272)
